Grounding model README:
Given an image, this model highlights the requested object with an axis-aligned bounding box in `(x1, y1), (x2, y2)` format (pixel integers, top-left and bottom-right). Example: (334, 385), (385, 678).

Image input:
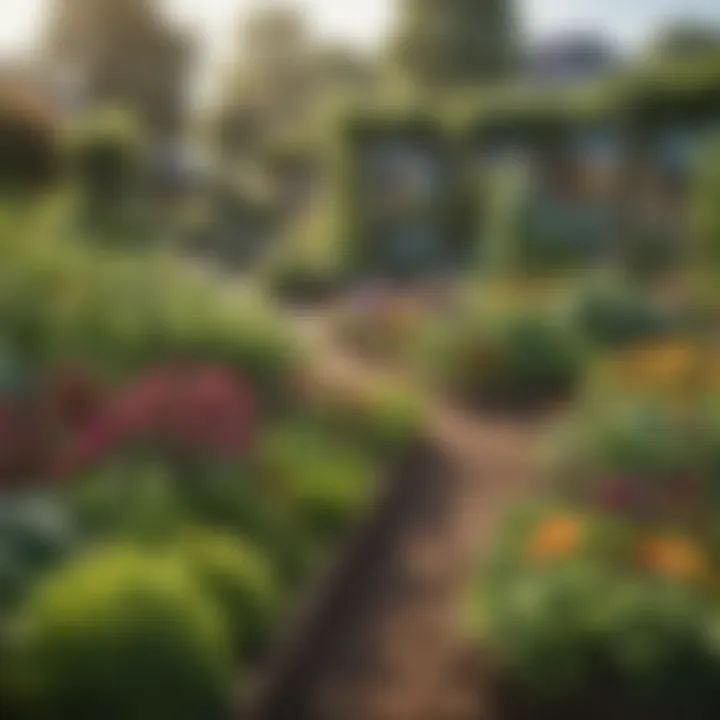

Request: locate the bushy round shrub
(14, 547), (233, 720)
(178, 529), (279, 660)
(427, 305), (584, 410)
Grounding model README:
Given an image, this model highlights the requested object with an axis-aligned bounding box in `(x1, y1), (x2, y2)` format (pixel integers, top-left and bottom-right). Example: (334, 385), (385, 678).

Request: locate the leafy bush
(305, 377), (427, 455)
(0, 236), (298, 391)
(268, 256), (341, 304)
(572, 283), (683, 350)
(0, 92), (61, 194)
(13, 547), (232, 720)
(177, 529), (279, 660)
(0, 495), (76, 614)
(477, 505), (720, 707)
(258, 421), (377, 543)
(72, 109), (144, 209)
(691, 131), (720, 282)
(425, 304), (584, 409)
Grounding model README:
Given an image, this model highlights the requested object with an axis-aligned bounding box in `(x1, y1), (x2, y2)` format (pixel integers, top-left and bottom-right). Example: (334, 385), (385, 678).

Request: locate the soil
(246, 311), (555, 720)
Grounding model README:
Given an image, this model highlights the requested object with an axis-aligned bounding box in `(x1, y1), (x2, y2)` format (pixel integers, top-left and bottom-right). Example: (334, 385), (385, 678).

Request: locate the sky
(2, 0), (720, 66)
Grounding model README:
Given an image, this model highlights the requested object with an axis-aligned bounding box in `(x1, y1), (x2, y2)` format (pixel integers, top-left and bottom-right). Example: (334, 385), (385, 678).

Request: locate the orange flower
(637, 534), (711, 582)
(606, 341), (698, 392)
(527, 513), (585, 562)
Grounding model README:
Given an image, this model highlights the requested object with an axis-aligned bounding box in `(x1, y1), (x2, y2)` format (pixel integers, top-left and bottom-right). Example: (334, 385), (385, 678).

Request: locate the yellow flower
(637, 534), (711, 583)
(604, 341), (699, 392)
(527, 513), (585, 562)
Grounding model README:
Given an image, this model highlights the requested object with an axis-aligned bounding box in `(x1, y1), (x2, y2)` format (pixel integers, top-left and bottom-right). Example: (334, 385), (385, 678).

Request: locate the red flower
(57, 414), (120, 476)
(55, 364), (258, 475)
(593, 477), (646, 514)
(39, 366), (108, 431)
(0, 400), (45, 486)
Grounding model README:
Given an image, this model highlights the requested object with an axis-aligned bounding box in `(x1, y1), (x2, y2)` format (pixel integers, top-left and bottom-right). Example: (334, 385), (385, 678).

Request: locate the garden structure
(313, 57), (720, 285)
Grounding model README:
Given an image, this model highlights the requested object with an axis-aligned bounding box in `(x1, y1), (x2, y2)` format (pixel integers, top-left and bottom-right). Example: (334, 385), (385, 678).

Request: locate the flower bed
(0, 215), (425, 719)
(466, 377), (720, 718)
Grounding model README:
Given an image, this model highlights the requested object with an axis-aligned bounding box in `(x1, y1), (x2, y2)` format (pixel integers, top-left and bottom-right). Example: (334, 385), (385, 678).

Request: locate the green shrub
(0, 92), (61, 194)
(481, 557), (720, 704)
(14, 547), (232, 720)
(478, 506), (720, 706)
(427, 305), (584, 408)
(691, 131), (720, 283)
(307, 379), (427, 455)
(268, 258), (341, 303)
(70, 460), (187, 542)
(0, 237), (298, 388)
(178, 529), (279, 660)
(573, 284), (682, 349)
(72, 109), (144, 209)
(0, 495), (76, 614)
(258, 422), (377, 543)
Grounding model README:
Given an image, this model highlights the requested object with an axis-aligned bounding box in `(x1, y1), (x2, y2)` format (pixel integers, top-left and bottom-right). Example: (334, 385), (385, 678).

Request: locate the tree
(212, 3), (375, 165)
(648, 21), (720, 61)
(45, 0), (194, 147)
(389, 0), (518, 90)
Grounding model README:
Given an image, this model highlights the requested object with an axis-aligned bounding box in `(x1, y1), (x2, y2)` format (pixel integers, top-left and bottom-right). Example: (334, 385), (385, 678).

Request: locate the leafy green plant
(258, 421), (377, 544)
(0, 494), (76, 615)
(306, 378), (427, 455)
(71, 109), (144, 211)
(477, 505), (720, 708)
(177, 529), (279, 660)
(13, 546), (233, 720)
(426, 304), (584, 409)
(572, 283), (682, 349)
(0, 93), (62, 194)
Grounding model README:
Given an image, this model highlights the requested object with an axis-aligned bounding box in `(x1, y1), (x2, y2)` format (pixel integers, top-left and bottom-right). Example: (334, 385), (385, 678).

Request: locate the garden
(2, 19), (720, 720)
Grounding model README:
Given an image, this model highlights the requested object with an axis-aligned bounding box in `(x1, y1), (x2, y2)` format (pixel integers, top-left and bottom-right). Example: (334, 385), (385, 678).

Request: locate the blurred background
(1, 2), (720, 720)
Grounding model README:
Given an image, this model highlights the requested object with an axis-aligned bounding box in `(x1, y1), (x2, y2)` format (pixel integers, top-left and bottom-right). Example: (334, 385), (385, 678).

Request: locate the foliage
(389, 0), (517, 90)
(257, 421), (377, 544)
(0, 91), (62, 194)
(0, 226), (298, 391)
(0, 494), (76, 615)
(572, 282), (683, 350)
(71, 109), (145, 209)
(59, 364), (257, 477)
(477, 504), (720, 707)
(424, 302), (584, 409)
(12, 547), (233, 720)
(176, 529), (279, 660)
(305, 376), (427, 455)
(691, 131), (720, 288)
(544, 400), (709, 520)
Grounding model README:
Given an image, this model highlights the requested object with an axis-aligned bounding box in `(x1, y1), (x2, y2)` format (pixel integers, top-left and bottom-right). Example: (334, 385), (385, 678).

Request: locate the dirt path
(249, 312), (557, 720)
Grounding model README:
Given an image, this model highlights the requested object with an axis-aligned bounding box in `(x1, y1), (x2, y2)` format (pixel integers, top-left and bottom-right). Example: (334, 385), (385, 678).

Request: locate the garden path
(249, 311), (558, 720)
